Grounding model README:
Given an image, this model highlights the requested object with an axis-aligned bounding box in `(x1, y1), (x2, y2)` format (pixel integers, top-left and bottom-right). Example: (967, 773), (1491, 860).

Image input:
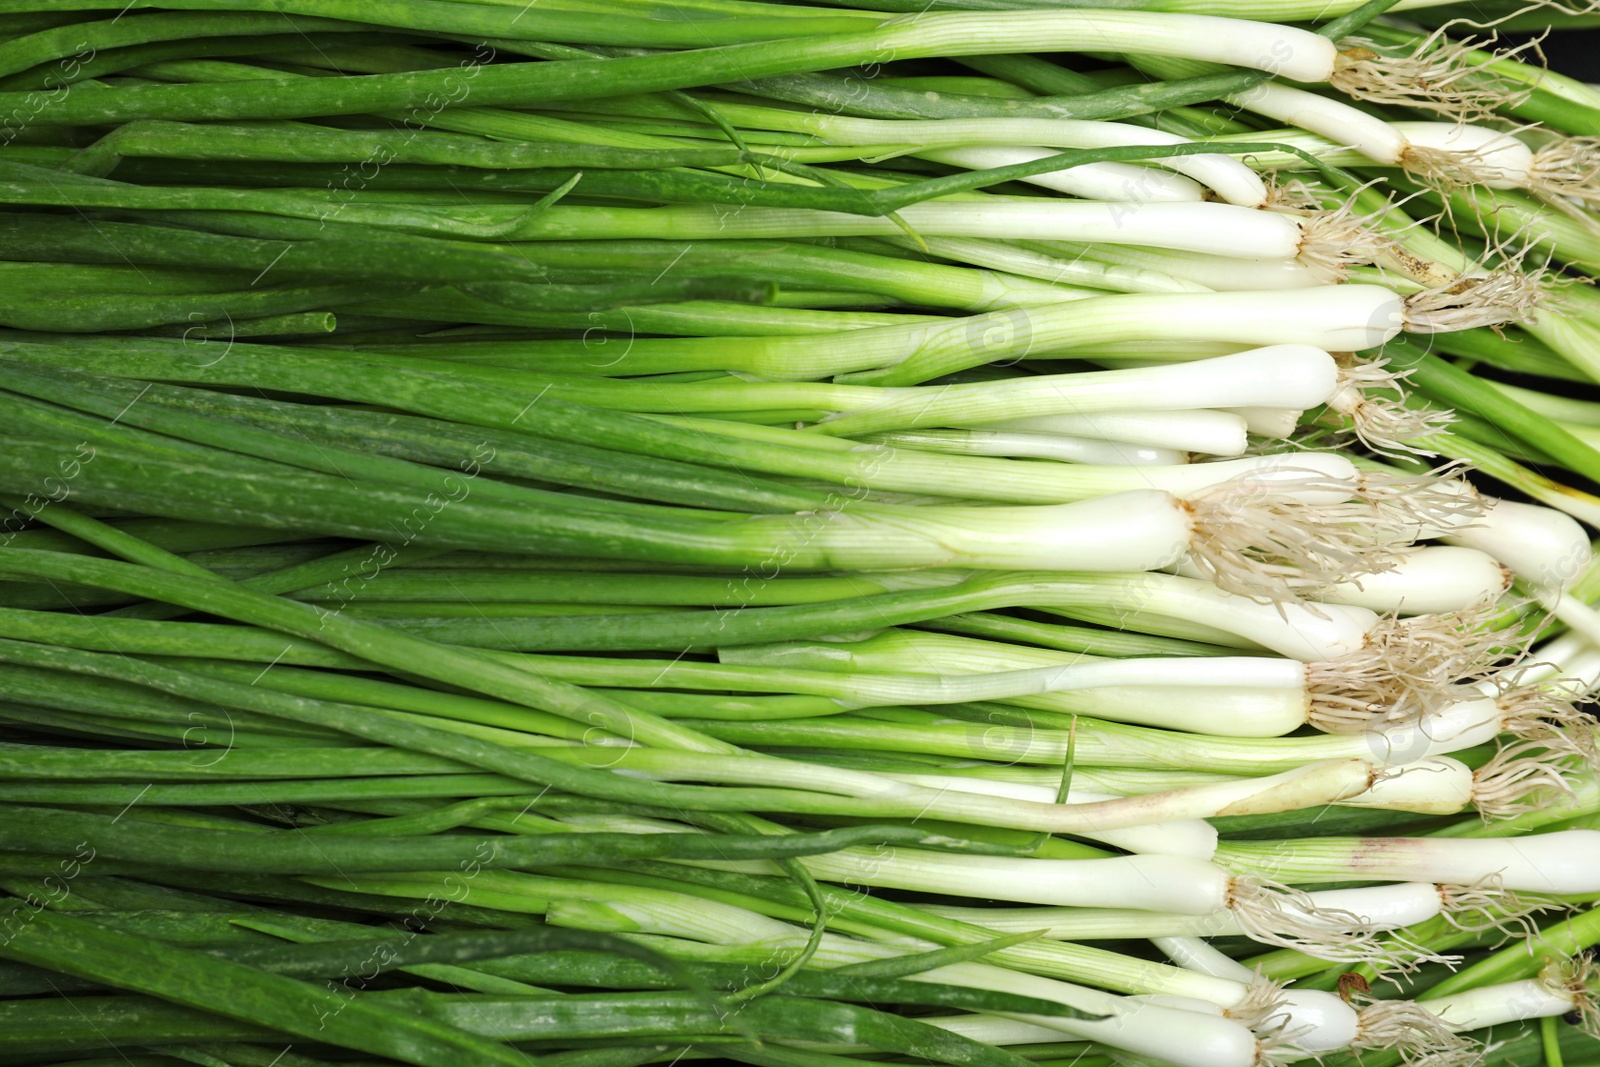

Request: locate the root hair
(1227, 877), (1452, 973)
(1492, 677), (1600, 768)
(1184, 469), (1412, 604)
(1352, 996), (1481, 1066)
(1472, 738), (1583, 818)
(1311, 602), (1517, 733)
(1327, 354), (1456, 458)
(1530, 136), (1600, 205)
(1225, 978), (1288, 1032)
(1353, 461), (1486, 543)
(1295, 194), (1404, 283)
(1330, 27), (1540, 123)
(1439, 876), (1563, 941)
(1544, 955), (1600, 1040)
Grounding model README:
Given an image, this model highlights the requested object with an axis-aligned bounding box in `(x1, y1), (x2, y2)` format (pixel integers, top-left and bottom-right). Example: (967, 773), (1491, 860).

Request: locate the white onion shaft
(921, 145), (1205, 203)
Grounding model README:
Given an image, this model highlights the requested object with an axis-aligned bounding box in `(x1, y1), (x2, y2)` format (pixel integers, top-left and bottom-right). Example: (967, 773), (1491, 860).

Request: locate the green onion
(5, 5), (1600, 1065)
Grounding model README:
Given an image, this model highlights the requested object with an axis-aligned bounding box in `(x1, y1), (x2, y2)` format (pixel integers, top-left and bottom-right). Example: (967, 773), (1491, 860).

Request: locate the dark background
(1511, 29), (1600, 82)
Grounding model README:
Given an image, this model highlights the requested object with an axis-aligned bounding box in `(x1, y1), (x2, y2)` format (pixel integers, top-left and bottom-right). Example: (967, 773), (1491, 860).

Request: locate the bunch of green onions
(1, 1), (1600, 1066)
